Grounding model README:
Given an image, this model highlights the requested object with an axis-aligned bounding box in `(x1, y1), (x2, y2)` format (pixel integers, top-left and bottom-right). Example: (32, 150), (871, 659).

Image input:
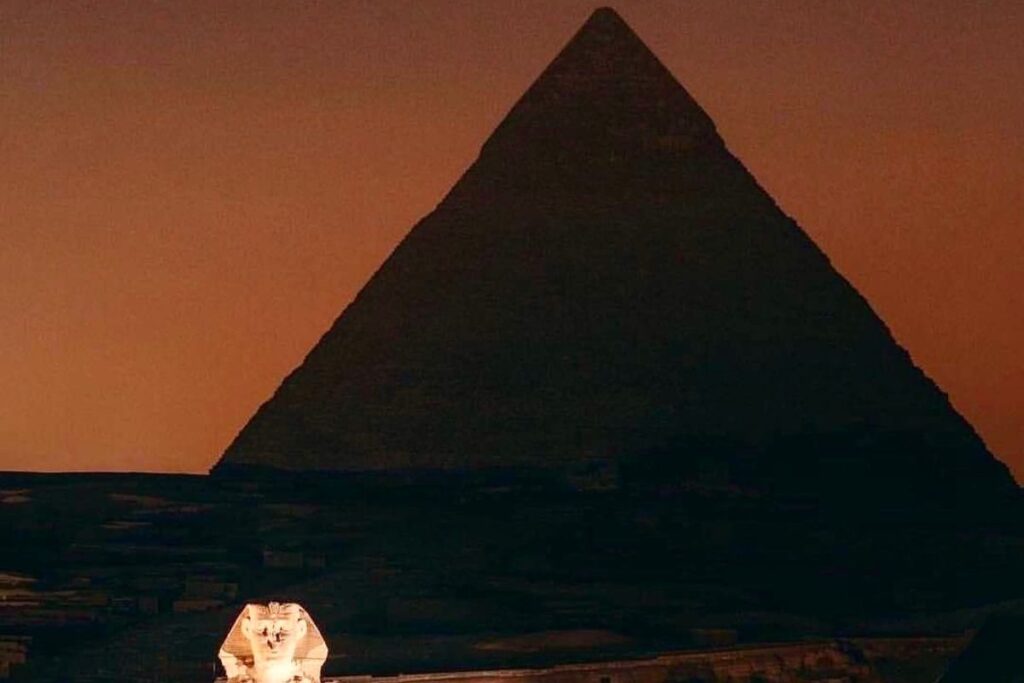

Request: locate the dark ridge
(936, 614), (1024, 681)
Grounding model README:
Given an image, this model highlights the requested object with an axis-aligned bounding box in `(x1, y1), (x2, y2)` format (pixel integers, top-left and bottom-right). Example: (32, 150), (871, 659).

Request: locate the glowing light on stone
(218, 602), (328, 683)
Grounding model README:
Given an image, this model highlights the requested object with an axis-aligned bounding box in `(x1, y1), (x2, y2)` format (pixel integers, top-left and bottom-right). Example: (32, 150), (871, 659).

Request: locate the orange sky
(1, 1), (1021, 480)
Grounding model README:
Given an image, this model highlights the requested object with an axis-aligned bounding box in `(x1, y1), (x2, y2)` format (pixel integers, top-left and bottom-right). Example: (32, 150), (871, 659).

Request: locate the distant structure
(214, 9), (1015, 505)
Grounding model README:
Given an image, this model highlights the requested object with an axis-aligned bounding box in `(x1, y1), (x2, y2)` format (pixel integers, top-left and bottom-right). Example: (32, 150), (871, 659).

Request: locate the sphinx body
(218, 603), (328, 683)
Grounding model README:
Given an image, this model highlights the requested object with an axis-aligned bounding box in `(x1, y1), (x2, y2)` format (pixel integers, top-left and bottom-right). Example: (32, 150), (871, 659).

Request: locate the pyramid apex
(578, 6), (636, 36)
(476, 2), (719, 166)
(588, 6), (625, 20)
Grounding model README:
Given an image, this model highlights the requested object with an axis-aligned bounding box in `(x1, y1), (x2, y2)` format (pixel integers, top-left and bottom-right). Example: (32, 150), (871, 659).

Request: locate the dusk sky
(1, 1), (1021, 481)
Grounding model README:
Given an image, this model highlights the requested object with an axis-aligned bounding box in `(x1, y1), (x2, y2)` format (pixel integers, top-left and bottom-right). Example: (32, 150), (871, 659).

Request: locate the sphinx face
(242, 606), (308, 665)
(220, 602), (326, 683)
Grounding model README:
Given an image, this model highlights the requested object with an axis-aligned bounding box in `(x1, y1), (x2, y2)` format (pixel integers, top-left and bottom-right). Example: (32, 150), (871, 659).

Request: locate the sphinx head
(219, 601), (327, 683)
(240, 602), (308, 666)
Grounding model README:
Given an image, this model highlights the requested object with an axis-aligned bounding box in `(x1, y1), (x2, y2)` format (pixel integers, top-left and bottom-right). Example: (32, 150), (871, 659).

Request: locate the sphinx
(218, 602), (328, 683)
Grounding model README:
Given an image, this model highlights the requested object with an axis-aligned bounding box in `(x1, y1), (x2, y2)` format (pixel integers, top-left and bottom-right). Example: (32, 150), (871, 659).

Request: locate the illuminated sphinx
(218, 602), (328, 683)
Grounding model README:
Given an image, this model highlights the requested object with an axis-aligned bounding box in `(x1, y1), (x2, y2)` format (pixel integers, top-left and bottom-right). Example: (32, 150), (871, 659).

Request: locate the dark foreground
(0, 469), (1021, 682)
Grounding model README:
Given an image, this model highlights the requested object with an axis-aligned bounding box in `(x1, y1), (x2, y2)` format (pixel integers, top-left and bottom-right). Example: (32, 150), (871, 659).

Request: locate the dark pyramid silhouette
(215, 9), (1015, 502)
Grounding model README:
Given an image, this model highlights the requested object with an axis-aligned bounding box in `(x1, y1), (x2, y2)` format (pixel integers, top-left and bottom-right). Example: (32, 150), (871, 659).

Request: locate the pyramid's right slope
(217, 9), (1016, 499)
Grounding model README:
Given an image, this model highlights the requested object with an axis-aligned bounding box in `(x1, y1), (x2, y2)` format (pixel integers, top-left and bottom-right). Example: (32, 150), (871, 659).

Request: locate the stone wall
(212, 638), (965, 683)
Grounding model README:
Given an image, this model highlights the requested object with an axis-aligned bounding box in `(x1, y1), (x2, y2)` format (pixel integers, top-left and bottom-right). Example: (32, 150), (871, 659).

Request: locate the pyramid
(215, 9), (1015, 501)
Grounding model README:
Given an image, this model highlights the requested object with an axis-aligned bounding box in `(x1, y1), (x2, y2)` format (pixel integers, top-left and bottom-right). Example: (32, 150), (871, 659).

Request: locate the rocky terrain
(1, 470), (1021, 682)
